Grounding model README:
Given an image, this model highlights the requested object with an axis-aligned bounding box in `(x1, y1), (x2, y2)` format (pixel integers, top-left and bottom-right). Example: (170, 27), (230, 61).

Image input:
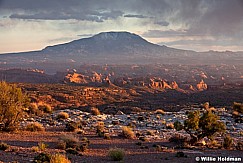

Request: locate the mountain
(0, 31), (243, 73)
(42, 31), (186, 57)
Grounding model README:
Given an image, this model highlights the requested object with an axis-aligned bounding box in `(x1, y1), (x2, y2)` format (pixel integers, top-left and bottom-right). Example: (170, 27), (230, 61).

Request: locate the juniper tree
(0, 81), (29, 131)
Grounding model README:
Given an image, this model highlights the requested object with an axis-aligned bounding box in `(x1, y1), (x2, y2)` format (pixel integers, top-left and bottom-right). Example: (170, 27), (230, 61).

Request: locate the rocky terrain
(0, 103), (242, 163)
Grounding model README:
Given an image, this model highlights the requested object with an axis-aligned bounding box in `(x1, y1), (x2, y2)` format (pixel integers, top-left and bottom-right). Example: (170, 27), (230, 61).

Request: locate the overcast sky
(0, 0), (243, 53)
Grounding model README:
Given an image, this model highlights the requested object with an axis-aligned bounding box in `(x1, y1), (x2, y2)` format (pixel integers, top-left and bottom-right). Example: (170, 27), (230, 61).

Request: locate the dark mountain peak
(92, 31), (144, 41)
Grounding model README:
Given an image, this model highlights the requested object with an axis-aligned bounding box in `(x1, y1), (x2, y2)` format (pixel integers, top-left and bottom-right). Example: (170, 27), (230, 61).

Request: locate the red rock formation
(171, 81), (178, 89)
(196, 79), (208, 91)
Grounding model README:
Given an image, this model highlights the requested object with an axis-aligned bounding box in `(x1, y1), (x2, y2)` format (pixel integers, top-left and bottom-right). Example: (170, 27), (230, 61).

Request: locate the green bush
(236, 141), (243, 150)
(65, 148), (79, 155)
(0, 81), (29, 131)
(223, 135), (234, 149)
(33, 152), (51, 163)
(38, 142), (48, 151)
(0, 142), (9, 151)
(108, 147), (125, 161)
(174, 121), (184, 131)
(183, 110), (226, 145)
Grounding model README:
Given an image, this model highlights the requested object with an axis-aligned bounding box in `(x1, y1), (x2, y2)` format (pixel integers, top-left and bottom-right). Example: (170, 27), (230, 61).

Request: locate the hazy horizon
(0, 0), (243, 53)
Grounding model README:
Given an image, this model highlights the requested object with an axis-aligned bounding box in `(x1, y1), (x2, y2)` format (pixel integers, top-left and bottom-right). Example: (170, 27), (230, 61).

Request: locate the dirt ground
(0, 127), (242, 163)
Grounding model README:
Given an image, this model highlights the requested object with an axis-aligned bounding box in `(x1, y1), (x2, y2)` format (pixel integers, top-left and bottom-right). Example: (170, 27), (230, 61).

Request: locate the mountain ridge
(0, 31), (243, 73)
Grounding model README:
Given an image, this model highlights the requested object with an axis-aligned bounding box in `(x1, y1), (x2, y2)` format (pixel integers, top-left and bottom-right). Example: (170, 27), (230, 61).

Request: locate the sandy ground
(0, 128), (242, 163)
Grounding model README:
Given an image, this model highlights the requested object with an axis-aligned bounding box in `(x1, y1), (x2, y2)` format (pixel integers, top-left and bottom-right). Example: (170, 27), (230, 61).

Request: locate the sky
(0, 0), (243, 53)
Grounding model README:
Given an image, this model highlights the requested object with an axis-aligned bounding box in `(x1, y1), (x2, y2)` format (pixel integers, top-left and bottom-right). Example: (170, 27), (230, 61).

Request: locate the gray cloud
(154, 21), (169, 26)
(142, 30), (187, 38)
(9, 10), (123, 22)
(160, 39), (243, 47)
(1, 0), (243, 51)
(124, 14), (149, 19)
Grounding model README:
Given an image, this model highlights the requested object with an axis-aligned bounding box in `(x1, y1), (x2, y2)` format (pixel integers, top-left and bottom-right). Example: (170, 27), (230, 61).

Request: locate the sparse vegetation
(169, 134), (187, 144)
(39, 103), (52, 114)
(96, 121), (105, 137)
(28, 103), (39, 115)
(58, 134), (79, 149)
(57, 112), (69, 120)
(0, 142), (9, 151)
(26, 122), (45, 132)
(176, 110), (226, 145)
(121, 126), (135, 139)
(233, 102), (243, 114)
(236, 141), (243, 150)
(50, 154), (71, 163)
(166, 122), (174, 129)
(33, 152), (51, 163)
(108, 147), (125, 161)
(104, 133), (111, 140)
(65, 121), (82, 132)
(91, 107), (101, 115)
(38, 142), (48, 151)
(223, 135), (234, 149)
(0, 81), (29, 131)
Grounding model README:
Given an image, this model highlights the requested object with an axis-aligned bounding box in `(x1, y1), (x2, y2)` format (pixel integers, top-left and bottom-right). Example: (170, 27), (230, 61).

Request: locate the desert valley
(0, 1), (243, 162)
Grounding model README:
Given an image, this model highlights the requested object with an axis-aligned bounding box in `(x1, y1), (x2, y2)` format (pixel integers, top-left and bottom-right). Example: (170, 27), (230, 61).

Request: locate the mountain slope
(0, 31), (243, 73)
(42, 31), (183, 57)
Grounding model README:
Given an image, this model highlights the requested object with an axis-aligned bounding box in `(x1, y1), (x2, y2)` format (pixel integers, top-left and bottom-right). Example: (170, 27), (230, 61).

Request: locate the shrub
(39, 104), (52, 113)
(233, 102), (243, 114)
(0, 142), (9, 151)
(26, 122), (45, 132)
(0, 81), (29, 131)
(65, 121), (82, 132)
(166, 123), (174, 129)
(108, 148), (125, 161)
(38, 142), (48, 151)
(96, 122), (105, 137)
(223, 135), (234, 149)
(155, 109), (165, 115)
(58, 134), (79, 149)
(50, 154), (71, 163)
(169, 134), (187, 144)
(121, 126), (135, 139)
(236, 141), (243, 150)
(33, 152), (51, 163)
(183, 110), (226, 145)
(207, 140), (221, 149)
(104, 133), (111, 140)
(28, 103), (39, 114)
(90, 107), (101, 115)
(57, 112), (69, 120)
(174, 121), (184, 131)
(65, 148), (79, 155)
(77, 143), (89, 152)
(31, 146), (40, 152)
